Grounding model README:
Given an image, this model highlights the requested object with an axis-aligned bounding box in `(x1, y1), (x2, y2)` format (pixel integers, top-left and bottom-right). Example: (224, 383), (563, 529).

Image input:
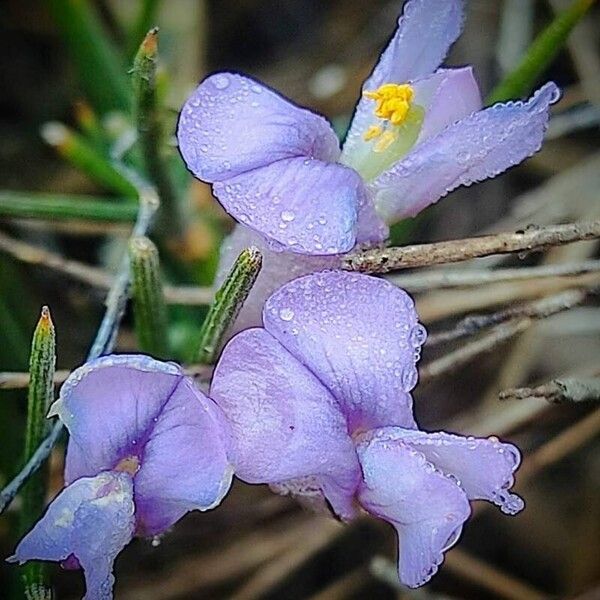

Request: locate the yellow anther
(363, 83), (415, 125)
(373, 130), (397, 153)
(363, 125), (383, 141)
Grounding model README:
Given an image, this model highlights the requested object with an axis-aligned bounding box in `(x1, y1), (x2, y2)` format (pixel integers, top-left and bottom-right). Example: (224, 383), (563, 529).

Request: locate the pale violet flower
(9, 355), (233, 600)
(210, 270), (524, 588)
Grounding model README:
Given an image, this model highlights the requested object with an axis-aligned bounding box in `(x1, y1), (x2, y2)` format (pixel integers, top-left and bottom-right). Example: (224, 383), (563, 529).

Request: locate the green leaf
(19, 307), (56, 598)
(486, 0), (597, 105)
(129, 236), (170, 358)
(41, 122), (138, 198)
(0, 191), (138, 222)
(194, 247), (262, 364)
(46, 0), (131, 114)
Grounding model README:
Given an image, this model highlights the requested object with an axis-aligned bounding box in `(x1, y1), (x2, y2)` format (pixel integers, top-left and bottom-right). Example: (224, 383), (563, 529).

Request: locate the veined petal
(210, 328), (360, 520)
(356, 430), (471, 588)
(132, 377), (233, 535)
(263, 271), (425, 433)
(214, 226), (339, 337)
(211, 157), (364, 255)
(371, 82), (560, 223)
(178, 73), (340, 183)
(9, 472), (135, 600)
(413, 67), (482, 142)
(388, 428), (524, 514)
(343, 0), (465, 158)
(52, 355), (232, 535)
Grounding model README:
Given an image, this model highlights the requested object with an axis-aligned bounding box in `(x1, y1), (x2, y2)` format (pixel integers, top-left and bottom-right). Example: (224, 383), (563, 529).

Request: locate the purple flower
(178, 0), (559, 257)
(210, 270), (524, 587)
(9, 355), (232, 599)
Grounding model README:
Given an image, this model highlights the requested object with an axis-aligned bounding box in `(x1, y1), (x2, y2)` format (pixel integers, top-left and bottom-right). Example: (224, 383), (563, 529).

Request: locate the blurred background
(0, 0), (599, 598)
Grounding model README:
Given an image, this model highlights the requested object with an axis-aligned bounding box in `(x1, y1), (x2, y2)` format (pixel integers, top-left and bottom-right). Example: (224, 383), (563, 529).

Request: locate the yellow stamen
(115, 456), (140, 475)
(373, 131), (397, 153)
(363, 125), (383, 141)
(363, 83), (414, 125)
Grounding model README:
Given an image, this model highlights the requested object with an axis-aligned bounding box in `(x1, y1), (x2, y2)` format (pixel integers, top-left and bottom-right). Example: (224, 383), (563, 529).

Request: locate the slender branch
(0, 174), (158, 515)
(500, 377), (600, 403)
(0, 231), (213, 305)
(388, 259), (600, 292)
(344, 221), (600, 273)
(420, 320), (531, 384)
(426, 288), (592, 346)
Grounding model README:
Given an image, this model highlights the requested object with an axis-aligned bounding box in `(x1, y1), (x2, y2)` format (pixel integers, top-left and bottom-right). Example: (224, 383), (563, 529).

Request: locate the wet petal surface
(178, 73), (340, 182)
(263, 271), (425, 432)
(211, 328), (360, 519)
(357, 430), (471, 588)
(10, 472), (135, 600)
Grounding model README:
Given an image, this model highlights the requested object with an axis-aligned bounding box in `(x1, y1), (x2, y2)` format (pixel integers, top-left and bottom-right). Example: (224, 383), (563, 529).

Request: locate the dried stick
(426, 288), (592, 346)
(500, 377), (600, 403)
(388, 259), (600, 293)
(0, 230), (214, 305)
(0, 176), (158, 515)
(344, 221), (600, 273)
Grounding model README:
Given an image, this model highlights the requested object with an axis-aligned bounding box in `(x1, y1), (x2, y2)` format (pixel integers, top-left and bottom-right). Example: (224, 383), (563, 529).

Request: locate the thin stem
(129, 236), (169, 358)
(344, 221), (600, 273)
(195, 247), (262, 364)
(0, 191), (137, 222)
(19, 307), (56, 596)
(500, 377), (600, 403)
(388, 259), (600, 293)
(0, 174), (158, 516)
(132, 29), (182, 235)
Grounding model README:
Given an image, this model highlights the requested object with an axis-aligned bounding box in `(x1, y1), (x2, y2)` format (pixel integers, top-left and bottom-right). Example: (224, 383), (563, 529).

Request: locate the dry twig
(344, 221), (600, 273)
(500, 377), (600, 403)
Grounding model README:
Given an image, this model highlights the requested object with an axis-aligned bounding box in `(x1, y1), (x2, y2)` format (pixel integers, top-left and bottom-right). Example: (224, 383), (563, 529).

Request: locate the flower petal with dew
(263, 270), (425, 433)
(356, 431), (471, 588)
(9, 472), (135, 600)
(179, 0), (558, 266)
(210, 327), (360, 520)
(51, 354), (233, 535)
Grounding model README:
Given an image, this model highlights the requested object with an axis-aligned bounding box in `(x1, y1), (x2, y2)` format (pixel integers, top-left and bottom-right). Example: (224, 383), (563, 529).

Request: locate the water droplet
(213, 74), (230, 90)
(409, 324), (427, 347)
(401, 366), (418, 391)
(279, 308), (295, 321)
(281, 210), (295, 222)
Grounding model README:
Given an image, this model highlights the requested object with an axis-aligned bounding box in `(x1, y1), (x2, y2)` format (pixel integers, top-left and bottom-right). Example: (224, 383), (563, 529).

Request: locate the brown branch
(500, 377), (600, 404)
(426, 288), (593, 346)
(344, 221), (600, 273)
(0, 230), (213, 305)
(388, 259), (600, 292)
(0, 364), (213, 391)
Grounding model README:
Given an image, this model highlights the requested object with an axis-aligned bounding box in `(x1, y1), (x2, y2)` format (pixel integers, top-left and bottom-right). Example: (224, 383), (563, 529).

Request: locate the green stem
(486, 0), (597, 104)
(41, 122), (138, 198)
(0, 191), (138, 222)
(194, 247), (262, 364)
(129, 236), (170, 358)
(131, 29), (182, 236)
(19, 307), (56, 598)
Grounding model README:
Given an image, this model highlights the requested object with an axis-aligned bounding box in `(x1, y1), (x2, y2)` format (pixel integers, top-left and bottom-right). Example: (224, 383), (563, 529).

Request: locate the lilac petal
(413, 67), (482, 142)
(263, 271), (425, 433)
(388, 428), (524, 514)
(215, 225), (340, 337)
(52, 355), (233, 535)
(210, 328), (360, 520)
(371, 82), (560, 222)
(178, 73), (340, 183)
(343, 0), (465, 157)
(9, 471), (135, 600)
(211, 157), (365, 255)
(132, 377), (233, 535)
(357, 430), (471, 588)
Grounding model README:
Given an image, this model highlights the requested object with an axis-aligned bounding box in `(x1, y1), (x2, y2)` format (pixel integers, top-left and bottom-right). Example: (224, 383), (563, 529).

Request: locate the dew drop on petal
(213, 74), (230, 90)
(279, 308), (295, 321)
(281, 210), (296, 222)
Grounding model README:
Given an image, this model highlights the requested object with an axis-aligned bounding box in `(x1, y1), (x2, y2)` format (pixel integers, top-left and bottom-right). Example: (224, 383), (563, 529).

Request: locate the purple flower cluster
(178, 0), (558, 332)
(10, 272), (523, 597)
